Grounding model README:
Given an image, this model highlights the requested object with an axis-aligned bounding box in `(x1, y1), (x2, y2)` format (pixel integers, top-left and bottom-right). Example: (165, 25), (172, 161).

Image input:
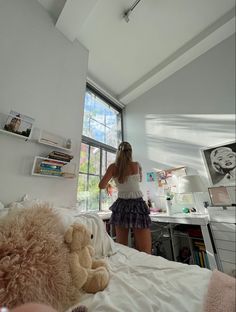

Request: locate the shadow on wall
(144, 114), (235, 175)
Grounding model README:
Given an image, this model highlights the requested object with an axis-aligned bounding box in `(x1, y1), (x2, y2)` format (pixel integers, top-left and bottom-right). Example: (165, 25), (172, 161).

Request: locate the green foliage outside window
(77, 86), (122, 212)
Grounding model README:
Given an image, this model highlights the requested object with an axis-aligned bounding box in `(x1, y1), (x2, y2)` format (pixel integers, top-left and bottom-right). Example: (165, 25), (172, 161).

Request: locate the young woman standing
(99, 142), (152, 254)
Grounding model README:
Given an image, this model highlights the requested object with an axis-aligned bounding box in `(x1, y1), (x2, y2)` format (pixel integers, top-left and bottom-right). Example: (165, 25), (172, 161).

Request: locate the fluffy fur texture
(0, 204), (74, 311)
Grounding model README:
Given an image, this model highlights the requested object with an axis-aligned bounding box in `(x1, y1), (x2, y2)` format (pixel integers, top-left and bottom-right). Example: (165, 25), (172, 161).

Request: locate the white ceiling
(38, 0), (235, 105)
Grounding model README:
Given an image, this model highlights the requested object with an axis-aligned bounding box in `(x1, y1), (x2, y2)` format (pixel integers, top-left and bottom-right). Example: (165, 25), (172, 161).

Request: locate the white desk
(98, 211), (218, 270)
(150, 212), (218, 271)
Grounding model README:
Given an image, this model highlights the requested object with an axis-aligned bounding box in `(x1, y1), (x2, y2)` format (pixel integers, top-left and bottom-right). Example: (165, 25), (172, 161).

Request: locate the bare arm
(98, 163), (114, 189)
(138, 162), (142, 182)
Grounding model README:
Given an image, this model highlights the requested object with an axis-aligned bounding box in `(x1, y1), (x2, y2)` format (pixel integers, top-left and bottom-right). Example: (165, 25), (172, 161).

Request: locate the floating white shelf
(32, 156), (77, 179)
(38, 130), (72, 152)
(0, 128), (30, 140)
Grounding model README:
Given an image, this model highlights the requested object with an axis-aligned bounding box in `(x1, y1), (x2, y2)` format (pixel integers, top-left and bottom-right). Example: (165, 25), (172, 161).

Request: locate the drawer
(218, 249), (236, 264)
(215, 240), (236, 252)
(221, 261), (236, 277)
(208, 207), (236, 223)
(212, 230), (236, 242)
(211, 222), (236, 233)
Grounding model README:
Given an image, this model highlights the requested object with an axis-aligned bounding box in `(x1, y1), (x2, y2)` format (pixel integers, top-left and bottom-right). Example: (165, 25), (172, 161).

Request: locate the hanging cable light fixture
(123, 0), (142, 23)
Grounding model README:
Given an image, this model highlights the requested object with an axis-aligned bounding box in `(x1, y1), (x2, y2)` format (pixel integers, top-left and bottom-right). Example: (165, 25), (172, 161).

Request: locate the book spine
(41, 159), (66, 165)
(40, 164), (62, 170)
(39, 169), (62, 176)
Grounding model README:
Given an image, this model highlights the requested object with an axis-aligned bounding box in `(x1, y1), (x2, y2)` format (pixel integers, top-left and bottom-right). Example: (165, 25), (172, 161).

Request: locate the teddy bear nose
(91, 234), (93, 239)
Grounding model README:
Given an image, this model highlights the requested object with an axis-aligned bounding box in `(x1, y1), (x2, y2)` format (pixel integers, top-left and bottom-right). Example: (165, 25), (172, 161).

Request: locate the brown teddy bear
(64, 223), (110, 294)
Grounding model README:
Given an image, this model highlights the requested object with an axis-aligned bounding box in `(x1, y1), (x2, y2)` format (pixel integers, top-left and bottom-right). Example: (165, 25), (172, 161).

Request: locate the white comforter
(68, 243), (212, 312)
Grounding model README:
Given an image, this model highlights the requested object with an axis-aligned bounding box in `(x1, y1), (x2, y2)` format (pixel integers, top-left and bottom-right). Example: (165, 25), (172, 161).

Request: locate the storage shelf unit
(170, 224), (210, 268)
(38, 130), (72, 152)
(0, 128), (30, 140)
(209, 206), (236, 277)
(32, 156), (76, 179)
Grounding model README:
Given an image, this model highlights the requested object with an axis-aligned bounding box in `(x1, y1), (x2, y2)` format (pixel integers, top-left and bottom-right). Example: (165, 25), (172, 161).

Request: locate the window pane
(105, 127), (119, 147)
(90, 119), (105, 143)
(84, 91), (93, 114)
(91, 97), (105, 124)
(82, 89), (122, 148)
(101, 187), (118, 211)
(105, 107), (117, 128)
(87, 175), (100, 211)
(89, 146), (100, 175)
(102, 150), (116, 175)
(77, 173), (89, 211)
(78, 86), (122, 211)
(79, 143), (89, 173)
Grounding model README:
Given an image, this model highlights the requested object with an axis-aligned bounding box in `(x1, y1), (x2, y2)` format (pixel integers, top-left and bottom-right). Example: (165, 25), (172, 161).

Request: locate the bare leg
(133, 228), (152, 254)
(115, 226), (129, 246)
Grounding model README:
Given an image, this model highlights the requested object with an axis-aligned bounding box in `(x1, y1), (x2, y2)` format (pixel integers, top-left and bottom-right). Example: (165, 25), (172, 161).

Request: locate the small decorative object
(3, 110), (34, 138)
(64, 223), (110, 294)
(201, 141), (236, 186)
(165, 197), (172, 215)
(182, 207), (190, 213)
(146, 172), (156, 182)
(190, 207), (197, 213)
(208, 186), (236, 207)
(66, 138), (72, 149)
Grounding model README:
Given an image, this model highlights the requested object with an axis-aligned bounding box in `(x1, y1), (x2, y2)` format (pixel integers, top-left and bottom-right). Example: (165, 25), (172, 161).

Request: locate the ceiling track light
(123, 0), (142, 23)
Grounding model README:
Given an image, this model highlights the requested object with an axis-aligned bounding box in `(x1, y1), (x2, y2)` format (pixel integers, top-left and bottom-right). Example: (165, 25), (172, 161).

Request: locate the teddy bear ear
(64, 226), (73, 244)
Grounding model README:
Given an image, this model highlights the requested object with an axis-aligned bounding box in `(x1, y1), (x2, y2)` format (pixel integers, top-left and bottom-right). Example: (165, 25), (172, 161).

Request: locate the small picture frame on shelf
(208, 186), (236, 207)
(4, 110), (34, 138)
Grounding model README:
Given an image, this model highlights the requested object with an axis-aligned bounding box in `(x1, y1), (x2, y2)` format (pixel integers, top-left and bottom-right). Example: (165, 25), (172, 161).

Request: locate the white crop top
(113, 174), (143, 199)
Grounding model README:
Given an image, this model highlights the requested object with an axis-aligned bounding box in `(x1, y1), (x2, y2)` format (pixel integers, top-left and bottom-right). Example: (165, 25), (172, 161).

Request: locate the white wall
(124, 35), (235, 202)
(0, 0), (88, 206)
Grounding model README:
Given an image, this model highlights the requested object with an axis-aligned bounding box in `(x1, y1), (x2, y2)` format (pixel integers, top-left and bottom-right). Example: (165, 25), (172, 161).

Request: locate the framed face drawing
(201, 141), (236, 186)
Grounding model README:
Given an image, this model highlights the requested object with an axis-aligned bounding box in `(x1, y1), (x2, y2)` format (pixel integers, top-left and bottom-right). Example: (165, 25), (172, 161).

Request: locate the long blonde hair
(115, 141), (133, 183)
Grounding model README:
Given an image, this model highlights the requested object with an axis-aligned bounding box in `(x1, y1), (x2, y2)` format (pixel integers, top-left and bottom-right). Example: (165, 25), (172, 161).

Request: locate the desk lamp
(177, 175), (207, 214)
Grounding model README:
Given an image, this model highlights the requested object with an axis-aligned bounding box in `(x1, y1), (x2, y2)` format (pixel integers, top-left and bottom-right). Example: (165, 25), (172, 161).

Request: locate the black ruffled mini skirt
(109, 197), (151, 229)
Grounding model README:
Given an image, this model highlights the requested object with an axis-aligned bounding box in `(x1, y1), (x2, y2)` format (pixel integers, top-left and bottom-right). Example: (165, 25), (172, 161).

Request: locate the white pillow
(74, 213), (117, 258)
(56, 210), (117, 258)
(7, 194), (46, 209)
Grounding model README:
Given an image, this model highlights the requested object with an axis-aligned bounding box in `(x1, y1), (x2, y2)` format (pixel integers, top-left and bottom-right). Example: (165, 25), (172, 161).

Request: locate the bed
(0, 200), (235, 312)
(62, 210), (212, 312)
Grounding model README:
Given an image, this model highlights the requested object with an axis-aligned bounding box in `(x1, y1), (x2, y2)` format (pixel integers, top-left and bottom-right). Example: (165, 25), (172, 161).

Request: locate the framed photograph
(4, 110), (35, 138)
(146, 172), (157, 182)
(201, 141), (236, 186)
(208, 186), (236, 207)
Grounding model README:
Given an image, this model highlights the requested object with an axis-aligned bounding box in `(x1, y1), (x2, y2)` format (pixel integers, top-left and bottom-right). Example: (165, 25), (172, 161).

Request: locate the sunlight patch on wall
(145, 114), (235, 175)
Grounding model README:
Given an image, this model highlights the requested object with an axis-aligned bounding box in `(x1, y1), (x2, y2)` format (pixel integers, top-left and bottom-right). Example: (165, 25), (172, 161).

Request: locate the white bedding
(68, 243), (212, 312)
(0, 202), (212, 312)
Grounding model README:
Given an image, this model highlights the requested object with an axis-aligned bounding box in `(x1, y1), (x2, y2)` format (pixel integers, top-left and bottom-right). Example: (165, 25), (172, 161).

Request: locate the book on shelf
(41, 159), (66, 165)
(38, 169), (63, 176)
(40, 163), (62, 170)
(48, 151), (73, 162)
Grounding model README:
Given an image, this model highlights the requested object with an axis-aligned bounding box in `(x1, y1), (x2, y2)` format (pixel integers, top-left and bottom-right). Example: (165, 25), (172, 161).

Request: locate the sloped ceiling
(38, 0), (235, 105)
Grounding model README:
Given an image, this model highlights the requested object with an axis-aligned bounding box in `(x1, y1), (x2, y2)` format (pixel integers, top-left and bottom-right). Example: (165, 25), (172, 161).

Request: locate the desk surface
(98, 210), (209, 225)
(150, 213), (209, 225)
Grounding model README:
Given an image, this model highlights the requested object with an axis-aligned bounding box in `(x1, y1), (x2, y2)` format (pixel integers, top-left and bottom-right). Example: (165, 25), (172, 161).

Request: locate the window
(77, 85), (123, 211)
